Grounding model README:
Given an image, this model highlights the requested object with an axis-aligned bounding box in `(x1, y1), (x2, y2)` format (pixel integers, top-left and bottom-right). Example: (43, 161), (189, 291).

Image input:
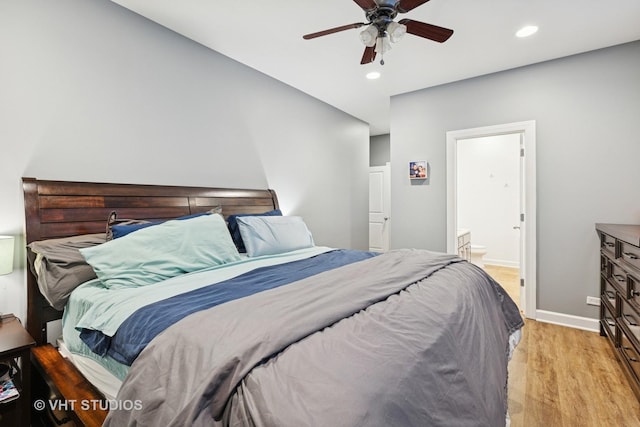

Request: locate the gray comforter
(105, 249), (523, 427)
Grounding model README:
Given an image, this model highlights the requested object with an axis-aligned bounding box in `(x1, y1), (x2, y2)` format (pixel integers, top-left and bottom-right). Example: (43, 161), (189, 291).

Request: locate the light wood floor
(482, 264), (640, 427)
(483, 264), (522, 310)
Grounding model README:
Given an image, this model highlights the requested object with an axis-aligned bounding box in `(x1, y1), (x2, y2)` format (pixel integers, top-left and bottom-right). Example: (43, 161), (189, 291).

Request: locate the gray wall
(390, 40), (640, 319)
(370, 134), (390, 166)
(0, 0), (369, 322)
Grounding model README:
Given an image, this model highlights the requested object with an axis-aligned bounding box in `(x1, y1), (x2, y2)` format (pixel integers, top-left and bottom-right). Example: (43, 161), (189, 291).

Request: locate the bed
(23, 177), (523, 427)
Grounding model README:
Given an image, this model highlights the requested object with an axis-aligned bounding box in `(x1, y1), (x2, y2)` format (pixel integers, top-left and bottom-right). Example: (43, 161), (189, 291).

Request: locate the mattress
(56, 338), (121, 400)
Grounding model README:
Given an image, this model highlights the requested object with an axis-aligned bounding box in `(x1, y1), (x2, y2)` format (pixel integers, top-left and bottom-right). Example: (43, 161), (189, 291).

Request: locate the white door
(369, 164), (390, 252)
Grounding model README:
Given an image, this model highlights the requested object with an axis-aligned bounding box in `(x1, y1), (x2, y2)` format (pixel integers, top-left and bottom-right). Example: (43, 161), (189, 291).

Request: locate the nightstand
(0, 315), (36, 427)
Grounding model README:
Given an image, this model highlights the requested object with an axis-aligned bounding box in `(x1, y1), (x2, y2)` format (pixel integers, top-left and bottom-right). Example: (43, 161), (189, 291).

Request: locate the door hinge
(520, 213), (524, 222)
(520, 148), (525, 157)
(520, 278), (525, 287)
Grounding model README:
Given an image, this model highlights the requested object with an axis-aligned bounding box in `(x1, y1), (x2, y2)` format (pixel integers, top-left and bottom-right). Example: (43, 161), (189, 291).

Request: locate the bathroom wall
(457, 134), (521, 267)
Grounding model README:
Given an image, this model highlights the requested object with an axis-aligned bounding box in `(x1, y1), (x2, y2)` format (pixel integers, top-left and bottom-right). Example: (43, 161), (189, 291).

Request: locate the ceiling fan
(303, 0), (453, 65)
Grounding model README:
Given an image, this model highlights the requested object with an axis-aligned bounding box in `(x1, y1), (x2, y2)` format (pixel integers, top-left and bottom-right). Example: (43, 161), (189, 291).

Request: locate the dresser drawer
(601, 301), (617, 343)
(621, 299), (640, 346)
(610, 263), (628, 293)
(621, 242), (640, 273)
(600, 232), (617, 257)
(602, 276), (618, 310)
(627, 272), (640, 304)
(621, 332), (640, 384)
(601, 253), (613, 276)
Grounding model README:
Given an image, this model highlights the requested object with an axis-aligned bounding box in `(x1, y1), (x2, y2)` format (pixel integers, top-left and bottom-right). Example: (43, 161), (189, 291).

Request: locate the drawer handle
(624, 313), (638, 326)
(606, 320), (616, 327)
(633, 290), (640, 297)
(605, 242), (615, 247)
(605, 290), (616, 299)
(623, 347), (639, 362)
(614, 274), (626, 282)
(624, 252), (639, 260)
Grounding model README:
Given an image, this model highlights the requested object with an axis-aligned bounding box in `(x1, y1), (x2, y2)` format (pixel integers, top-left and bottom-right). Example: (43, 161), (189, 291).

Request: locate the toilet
(470, 244), (487, 268)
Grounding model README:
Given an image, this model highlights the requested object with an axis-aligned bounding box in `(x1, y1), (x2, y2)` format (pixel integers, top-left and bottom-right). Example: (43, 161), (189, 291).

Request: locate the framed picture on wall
(409, 161), (427, 180)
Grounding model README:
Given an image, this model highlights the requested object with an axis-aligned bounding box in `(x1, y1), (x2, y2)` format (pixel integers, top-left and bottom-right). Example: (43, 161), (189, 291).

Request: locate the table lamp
(0, 236), (15, 275)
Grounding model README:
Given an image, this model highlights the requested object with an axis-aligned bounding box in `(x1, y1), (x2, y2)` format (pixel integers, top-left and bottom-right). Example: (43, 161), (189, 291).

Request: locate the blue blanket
(80, 249), (377, 365)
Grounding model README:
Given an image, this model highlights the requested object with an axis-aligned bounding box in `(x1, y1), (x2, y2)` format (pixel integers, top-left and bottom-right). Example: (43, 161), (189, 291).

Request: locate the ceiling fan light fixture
(375, 35), (391, 54)
(360, 25), (378, 47)
(302, 0), (454, 65)
(387, 21), (407, 43)
(516, 25), (538, 38)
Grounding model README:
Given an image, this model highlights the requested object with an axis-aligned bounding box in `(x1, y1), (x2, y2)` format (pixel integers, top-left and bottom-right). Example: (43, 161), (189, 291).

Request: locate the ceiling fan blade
(396, 0), (431, 13)
(398, 19), (454, 43)
(360, 46), (376, 64)
(353, 0), (378, 11)
(303, 23), (366, 40)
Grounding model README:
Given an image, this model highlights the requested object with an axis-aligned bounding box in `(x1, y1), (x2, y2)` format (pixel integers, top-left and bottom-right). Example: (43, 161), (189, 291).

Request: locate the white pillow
(236, 216), (315, 257)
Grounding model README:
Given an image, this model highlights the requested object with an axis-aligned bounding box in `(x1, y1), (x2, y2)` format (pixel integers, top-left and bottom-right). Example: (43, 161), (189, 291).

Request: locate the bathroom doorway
(446, 121), (537, 319)
(457, 134), (521, 309)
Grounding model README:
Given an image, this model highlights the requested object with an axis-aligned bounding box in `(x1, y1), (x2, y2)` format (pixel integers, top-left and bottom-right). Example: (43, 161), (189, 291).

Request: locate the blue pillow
(81, 214), (241, 289)
(111, 222), (156, 239)
(111, 209), (220, 239)
(227, 209), (282, 252)
(236, 215), (314, 257)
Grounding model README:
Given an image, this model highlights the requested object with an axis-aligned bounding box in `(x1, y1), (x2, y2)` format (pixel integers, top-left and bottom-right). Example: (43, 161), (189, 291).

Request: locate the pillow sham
(81, 214), (241, 289)
(27, 233), (107, 310)
(110, 221), (152, 240)
(227, 209), (282, 252)
(236, 215), (315, 257)
(106, 211), (151, 241)
(107, 207), (222, 240)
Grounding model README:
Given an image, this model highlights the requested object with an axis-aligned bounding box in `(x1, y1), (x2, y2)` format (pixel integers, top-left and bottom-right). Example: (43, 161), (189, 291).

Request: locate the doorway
(457, 134), (521, 310)
(369, 163), (390, 252)
(446, 121), (537, 319)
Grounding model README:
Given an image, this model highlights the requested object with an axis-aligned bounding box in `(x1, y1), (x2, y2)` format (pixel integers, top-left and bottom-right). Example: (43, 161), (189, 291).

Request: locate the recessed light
(366, 71), (381, 80)
(516, 25), (538, 38)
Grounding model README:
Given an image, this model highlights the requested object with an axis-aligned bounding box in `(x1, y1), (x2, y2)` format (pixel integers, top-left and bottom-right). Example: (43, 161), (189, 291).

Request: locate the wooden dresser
(596, 223), (640, 400)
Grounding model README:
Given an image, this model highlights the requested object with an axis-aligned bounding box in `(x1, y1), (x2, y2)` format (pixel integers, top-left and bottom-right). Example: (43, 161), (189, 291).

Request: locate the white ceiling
(111, 0), (640, 135)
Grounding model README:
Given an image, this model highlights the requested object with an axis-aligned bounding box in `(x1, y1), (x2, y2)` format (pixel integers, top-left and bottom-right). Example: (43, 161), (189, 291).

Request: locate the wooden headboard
(22, 177), (279, 345)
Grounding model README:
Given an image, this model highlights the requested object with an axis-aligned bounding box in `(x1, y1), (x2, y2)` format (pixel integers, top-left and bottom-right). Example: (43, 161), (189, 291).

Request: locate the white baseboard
(484, 258), (520, 269)
(535, 310), (600, 333)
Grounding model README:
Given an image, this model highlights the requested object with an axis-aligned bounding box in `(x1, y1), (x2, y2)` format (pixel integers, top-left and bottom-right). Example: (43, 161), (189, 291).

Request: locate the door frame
(446, 121), (537, 319)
